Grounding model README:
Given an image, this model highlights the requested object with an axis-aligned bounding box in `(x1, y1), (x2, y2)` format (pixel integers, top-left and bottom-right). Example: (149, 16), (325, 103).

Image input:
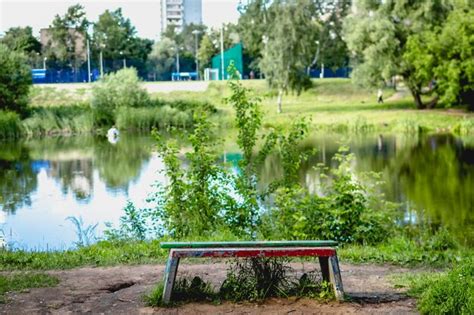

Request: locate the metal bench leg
(162, 250), (180, 304)
(329, 254), (344, 301)
(318, 256), (330, 283)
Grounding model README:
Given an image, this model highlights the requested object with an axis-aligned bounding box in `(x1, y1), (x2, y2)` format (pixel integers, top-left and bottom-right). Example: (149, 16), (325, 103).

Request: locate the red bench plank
(171, 247), (336, 258)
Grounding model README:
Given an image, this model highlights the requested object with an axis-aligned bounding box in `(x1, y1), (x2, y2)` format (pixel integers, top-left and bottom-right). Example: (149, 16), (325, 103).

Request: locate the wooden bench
(160, 240), (344, 303)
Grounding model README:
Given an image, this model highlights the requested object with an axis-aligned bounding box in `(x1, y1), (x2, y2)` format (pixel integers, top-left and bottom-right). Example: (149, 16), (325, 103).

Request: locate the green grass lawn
(147, 79), (474, 134)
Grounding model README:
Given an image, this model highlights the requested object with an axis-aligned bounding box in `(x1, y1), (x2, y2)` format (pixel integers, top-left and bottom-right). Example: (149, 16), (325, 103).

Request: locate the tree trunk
(426, 96), (439, 109)
(409, 86), (425, 109)
(277, 89), (283, 114)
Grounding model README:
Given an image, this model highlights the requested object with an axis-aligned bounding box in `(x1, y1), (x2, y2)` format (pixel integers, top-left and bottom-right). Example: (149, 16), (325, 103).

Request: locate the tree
(306, 0), (350, 73)
(197, 34), (217, 74)
(343, 0), (453, 109)
(237, 0), (272, 71)
(404, 5), (474, 109)
(0, 44), (32, 115)
(148, 38), (176, 80)
(44, 4), (89, 69)
(92, 8), (152, 76)
(0, 27), (41, 54)
(259, 0), (314, 113)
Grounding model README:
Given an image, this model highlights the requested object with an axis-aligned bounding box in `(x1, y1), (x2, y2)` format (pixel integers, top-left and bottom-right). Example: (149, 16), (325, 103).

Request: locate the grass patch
(339, 235), (472, 268)
(0, 272), (59, 303)
(390, 258), (474, 314)
(2, 235), (472, 271)
(0, 240), (167, 271)
(0, 110), (22, 139)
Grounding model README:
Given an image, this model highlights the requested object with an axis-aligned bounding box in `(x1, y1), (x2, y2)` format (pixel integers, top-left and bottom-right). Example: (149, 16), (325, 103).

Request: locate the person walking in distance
(377, 88), (384, 104)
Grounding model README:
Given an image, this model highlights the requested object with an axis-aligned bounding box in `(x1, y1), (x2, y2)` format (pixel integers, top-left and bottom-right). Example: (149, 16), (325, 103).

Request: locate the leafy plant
(260, 148), (395, 244)
(392, 259), (474, 314)
(0, 44), (32, 116)
(91, 68), (150, 126)
(66, 216), (98, 248)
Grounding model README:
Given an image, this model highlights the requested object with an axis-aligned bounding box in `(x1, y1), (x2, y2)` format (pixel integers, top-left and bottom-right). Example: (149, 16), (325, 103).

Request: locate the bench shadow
(345, 292), (410, 304)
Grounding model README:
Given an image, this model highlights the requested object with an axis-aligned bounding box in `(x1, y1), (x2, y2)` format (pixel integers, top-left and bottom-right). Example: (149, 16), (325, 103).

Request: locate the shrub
(417, 260), (473, 314)
(259, 150), (395, 245)
(91, 68), (150, 126)
(0, 110), (22, 139)
(116, 106), (193, 131)
(0, 44), (32, 115)
(399, 259), (474, 314)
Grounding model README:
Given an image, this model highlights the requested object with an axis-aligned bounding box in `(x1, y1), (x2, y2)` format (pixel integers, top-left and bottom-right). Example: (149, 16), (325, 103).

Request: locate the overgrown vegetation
(392, 259), (474, 314)
(145, 257), (333, 307)
(0, 44), (32, 116)
(0, 69), (216, 138)
(0, 273), (59, 303)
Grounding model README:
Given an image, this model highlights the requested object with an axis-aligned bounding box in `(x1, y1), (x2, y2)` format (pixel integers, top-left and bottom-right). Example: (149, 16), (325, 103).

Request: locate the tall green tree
(343, 0), (453, 109)
(259, 0), (314, 113)
(307, 0), (350, 73)
(237, 0), (272, 71)
(44, 4), (89, 69)
(404, 5), (474, 109)
(0, 44), (32, 115)
(0, 27), (41, 54)
(148, 38), (176, 80)
(197, 34), (217, 74)
(92, 8), (152, 76)
(0, 26), (42, 68)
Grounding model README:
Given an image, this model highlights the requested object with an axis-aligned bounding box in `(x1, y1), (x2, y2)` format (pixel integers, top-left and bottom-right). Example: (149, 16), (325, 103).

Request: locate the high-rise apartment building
(161, 0), (202, 33)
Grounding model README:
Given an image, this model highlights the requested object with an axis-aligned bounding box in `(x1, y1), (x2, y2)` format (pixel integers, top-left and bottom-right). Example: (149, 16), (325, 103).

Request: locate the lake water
(1, 132), (473, 250)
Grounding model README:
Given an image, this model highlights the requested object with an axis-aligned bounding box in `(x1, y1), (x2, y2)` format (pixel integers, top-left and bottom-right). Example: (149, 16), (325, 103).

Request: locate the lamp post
(192, 29), (202, 80)
(220, 25), (225, 80)
(99, 43), (105, 77)
(173, 46), (183, 78)
(120, 51), (126, 69)
(86, 39), (91, 82)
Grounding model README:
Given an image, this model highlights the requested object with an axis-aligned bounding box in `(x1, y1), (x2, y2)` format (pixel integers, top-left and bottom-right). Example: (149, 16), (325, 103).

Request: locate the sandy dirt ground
(0, 262), (417, 314)
(35, 81), (210, 94)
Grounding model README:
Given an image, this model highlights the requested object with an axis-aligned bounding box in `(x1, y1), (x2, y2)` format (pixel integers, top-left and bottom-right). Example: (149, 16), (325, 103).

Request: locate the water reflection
(0, 132), (473, 249)
(0, 142), (38, 214)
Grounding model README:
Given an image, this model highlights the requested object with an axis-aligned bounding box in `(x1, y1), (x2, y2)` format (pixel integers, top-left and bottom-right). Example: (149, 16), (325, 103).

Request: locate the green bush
(91, 68), (150, 126)
(418, 260), (474, 314)
(115, 106), (193, 131)
(397, 259), (474, 314)
(0, 110), (22, 138)
(0, 44), (32, 116)
(259, 151), (395, 245)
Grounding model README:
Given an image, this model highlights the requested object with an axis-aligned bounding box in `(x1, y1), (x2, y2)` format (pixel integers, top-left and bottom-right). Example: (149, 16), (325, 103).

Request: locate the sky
(0, 0), (241, 40)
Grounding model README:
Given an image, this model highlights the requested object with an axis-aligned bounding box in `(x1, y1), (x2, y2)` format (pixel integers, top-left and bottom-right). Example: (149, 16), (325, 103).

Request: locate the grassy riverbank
(1, 235), (472, 272)
(155, 79), (474, 134)
(2, 78), (473, 139)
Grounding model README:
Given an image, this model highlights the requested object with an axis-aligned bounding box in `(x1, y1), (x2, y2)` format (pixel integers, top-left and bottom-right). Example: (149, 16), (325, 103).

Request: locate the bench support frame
(162, 247), (344, 303)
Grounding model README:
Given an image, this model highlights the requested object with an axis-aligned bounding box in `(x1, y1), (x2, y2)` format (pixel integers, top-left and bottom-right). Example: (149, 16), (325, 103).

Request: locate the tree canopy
(404, 5), (474, 109)
(259, 0), (315, 113)
(0, 27), (41, 54)
(44, 4), (89, 69)
(343, 0), (454, 109)
(0, 44), (32, 115)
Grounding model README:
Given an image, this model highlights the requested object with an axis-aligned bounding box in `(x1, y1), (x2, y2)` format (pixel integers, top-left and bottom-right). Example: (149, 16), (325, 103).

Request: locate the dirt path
(1, 262), (417, 314)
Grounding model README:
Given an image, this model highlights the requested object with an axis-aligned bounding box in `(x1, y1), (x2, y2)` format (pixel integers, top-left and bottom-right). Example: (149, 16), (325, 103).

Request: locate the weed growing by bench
(145, 257), (333, 307)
